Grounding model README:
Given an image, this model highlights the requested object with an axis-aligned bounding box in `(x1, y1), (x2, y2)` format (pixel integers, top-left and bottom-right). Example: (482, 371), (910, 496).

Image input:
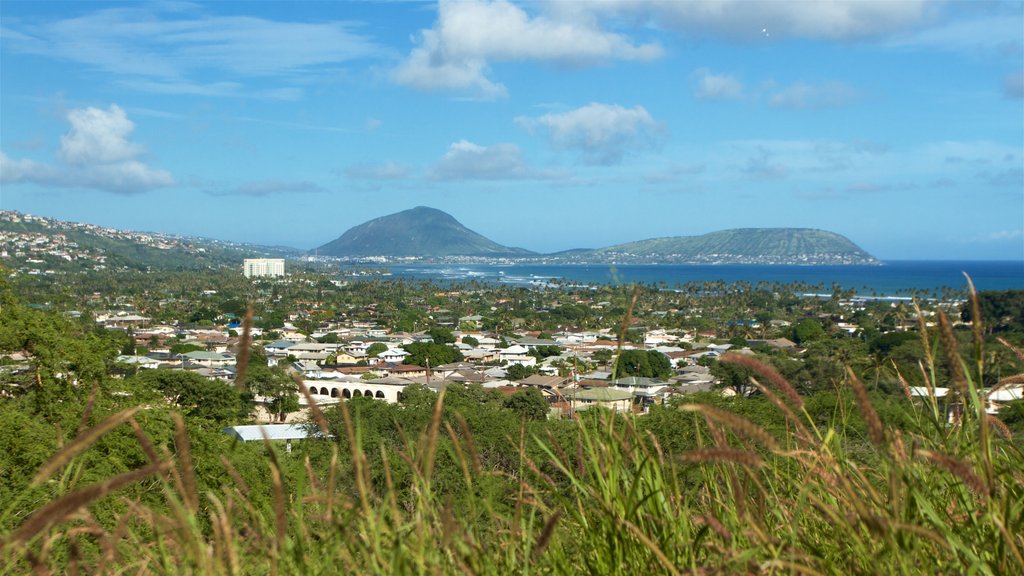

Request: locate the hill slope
(0, 211), (298, 272)
(577, 228), (877, 264)
(315, 207), (534, 258)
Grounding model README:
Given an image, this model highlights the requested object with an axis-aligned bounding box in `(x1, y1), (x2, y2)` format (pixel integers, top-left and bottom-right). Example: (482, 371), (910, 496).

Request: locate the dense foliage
(2, 269), (1023, 574)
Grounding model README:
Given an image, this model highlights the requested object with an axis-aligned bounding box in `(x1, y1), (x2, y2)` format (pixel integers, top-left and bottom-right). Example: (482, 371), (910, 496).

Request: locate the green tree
(614, 350), (672, 379)
(792, 319), (826, 345)
(131, 369), (243, 423)
(427, 326), (456, 345)
(503, 388), (549, 421)
(403, 342), (463, 367)
(367, 342), (388, 358)
(243, 348), (299, 422)
(506, 363), (537, 381)
(962, 290), (1024, 333)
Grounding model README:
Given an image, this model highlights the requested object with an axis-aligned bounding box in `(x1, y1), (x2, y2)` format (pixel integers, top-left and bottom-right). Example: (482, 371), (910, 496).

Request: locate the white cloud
(208, 180), (324, 197)
(429, 140), (561, 180)
(0, 105), (173, 194)
(1005, 70), (1024, 99)
(768, 81), (857, 109)
(575, 0), (935, 41)
(518, 103), (663, 165)
(345, 162), (413, 180)
(59, 105), (143, 165)
(393, 0), (662, 97)
(2, 5), (383, 98)
(742, 148), (787, 179)
(980, 229), (1024, 242)
(884, 14), (1023, 54)
(693, 69), (744, 100)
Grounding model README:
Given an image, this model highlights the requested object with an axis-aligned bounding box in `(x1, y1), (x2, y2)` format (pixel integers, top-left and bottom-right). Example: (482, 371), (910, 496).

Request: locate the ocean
(350, 261), (1024, 297)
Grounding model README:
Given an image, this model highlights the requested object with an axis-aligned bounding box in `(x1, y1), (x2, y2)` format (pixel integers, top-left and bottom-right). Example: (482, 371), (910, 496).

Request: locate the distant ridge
(576, 228), (878, 265)
(315, 207), (877, 265)
(315, 206), (534, 258)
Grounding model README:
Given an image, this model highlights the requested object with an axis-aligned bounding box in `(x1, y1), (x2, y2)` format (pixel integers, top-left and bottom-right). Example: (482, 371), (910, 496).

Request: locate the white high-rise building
(243, 258), (285, 278)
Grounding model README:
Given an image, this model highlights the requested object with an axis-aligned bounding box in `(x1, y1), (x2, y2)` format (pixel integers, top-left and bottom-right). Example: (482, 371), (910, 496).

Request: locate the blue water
(358, 261), (1024, 297)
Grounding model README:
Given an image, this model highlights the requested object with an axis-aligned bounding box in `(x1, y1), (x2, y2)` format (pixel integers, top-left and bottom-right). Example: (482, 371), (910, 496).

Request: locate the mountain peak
(315, 207), (533, 258)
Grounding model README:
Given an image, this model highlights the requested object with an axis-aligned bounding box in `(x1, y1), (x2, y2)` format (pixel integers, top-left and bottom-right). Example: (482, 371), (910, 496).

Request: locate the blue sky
(1, 0), (1022, 260)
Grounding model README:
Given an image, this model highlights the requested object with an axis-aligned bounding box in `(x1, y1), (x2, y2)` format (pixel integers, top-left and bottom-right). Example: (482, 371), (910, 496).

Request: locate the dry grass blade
(919, 450), (987, 496)
(987, 415), (1012, 439)
(173, 413), (199, 513)
(937, 310), (967, 398)
(722, 353), (803, 409)
(77, 382), (99, 434)
(422, 388), (447, 482)
(748, 377), (814, 445)
(128, 416), (160, 466)
(913, 300), (934, 370)
(220, 456), (251, 496)
(234, 305), (254, 391)
(259, 430), (287, 566)
(612, 286), (641, 378)
(697, 514), (732, 540)
(889, 361), (913, 402)
(964, 273), (984, 355)
(680, 403), (779, 451)
(31, 406), (141, 487)
(996, 336), (1024, 363)
(293, 374), (330, 436)
(530, 510), (561, 562)
(9, 462), (168, 547)
(680, 448), (763, 467)
(846, 367), (884, 447)
(619, 516), (682, 576)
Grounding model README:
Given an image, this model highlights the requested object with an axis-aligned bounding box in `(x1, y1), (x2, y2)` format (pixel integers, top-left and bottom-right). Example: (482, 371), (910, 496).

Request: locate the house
(498, 345), (535, 367)
(177, 350), (235, 368)
(748, 337), (798, 351)
(519, 374), (571, 389)
(378, 348), (410, 364)
(264, 341), (295, 357)
(380, 364), (429, 379)
(463, 348), (499, 363)
(515, 336), (561, 350)
(293, 360), (325, 378)
(114, 355), (162, 369)
(569, 388), (634, 413)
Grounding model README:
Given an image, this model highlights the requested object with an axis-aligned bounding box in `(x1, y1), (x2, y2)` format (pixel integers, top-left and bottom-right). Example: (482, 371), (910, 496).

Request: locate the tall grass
(3, 293), (1023, 574)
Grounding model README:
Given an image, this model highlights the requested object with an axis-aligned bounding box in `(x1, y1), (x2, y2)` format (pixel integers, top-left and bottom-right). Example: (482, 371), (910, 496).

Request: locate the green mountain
(575, 228), (877, 265)
(315, 207), (535, 258)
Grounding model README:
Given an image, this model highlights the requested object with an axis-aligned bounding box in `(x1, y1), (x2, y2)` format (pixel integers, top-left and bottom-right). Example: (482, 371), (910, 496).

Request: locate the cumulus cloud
(574, 0), (934, 41)
(59, 106), (143, 165)
(693, 69), (744, 100)
(517, 103), (664, 165)
(429, 140), (561, 180)
(742, 148), (788, 179)
(768, 81), (857, 109)
(884, 14), (1023, 54)
(345, 162), (413, 180)
(207, 180), (324, 197)
(1004, 70), (1024, 99)
(393, 0), (662, 98)
(2, 5), (383, 98)
(0, 104), (173, 194)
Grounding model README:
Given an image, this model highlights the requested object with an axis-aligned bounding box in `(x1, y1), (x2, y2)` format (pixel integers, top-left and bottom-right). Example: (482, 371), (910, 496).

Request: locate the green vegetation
(2, 263), (1023, 574)
(613, 349), (673, 379)
(584, 227), (878, 264)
